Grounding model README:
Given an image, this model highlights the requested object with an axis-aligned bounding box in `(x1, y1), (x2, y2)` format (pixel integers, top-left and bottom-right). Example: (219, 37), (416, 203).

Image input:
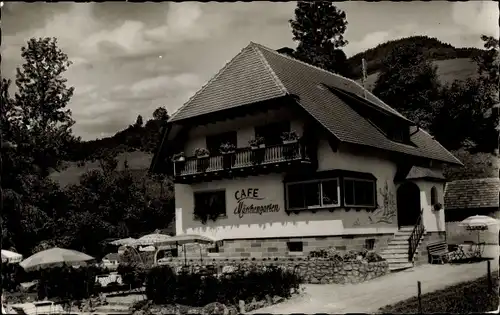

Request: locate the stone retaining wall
(157, 257), (389, 285)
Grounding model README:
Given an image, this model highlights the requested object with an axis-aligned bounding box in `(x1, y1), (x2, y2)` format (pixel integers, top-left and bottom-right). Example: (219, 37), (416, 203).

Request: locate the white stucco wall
(175, 140), (400, 240)
(173, 108), (449, 240)
(414, 179), (446, 232)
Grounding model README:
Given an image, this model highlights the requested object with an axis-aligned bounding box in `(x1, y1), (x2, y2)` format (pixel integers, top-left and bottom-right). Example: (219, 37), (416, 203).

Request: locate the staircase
(380, 226), (426, 271)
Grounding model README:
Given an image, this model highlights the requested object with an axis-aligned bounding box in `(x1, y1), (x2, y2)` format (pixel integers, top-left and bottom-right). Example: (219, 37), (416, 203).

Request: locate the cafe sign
(233, 188), (280, 219)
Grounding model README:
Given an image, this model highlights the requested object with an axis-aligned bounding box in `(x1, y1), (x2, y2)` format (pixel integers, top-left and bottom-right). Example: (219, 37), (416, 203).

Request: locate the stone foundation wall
(157, 257), (389, 284)
(176, 233), (394, 259)
(414, 231), (446, 266)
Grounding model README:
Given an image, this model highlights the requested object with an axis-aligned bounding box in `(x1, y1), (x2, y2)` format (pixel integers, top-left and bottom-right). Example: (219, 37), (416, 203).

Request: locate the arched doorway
(396, 182), (421, 228)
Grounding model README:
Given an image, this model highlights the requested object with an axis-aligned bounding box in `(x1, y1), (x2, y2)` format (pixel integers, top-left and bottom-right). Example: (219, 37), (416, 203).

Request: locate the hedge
(145, 264), (302, 307)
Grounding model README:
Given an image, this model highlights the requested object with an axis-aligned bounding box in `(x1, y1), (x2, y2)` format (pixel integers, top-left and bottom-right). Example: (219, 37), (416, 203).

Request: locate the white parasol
(156, 234), (215, 266)
(459, 215), (498, 243)
(1, 249), (23, 264)
(20, 247), (95, 272)
(134, 233), (171, 246)
(109, 237), (137, 246)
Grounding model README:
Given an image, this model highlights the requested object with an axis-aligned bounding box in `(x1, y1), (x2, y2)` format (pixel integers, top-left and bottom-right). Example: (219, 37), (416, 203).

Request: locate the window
(286, 179), (340, 210)
(287, 241), (303, 252)
(388, 125), (409, 143)
(206, 131), (237, 155)
(430, 186), (438, 205)
(365, 238), (376, 250)
(255, 121), (290, 146)
(343, 178), (376, 207)
(193, 190), (226, 220)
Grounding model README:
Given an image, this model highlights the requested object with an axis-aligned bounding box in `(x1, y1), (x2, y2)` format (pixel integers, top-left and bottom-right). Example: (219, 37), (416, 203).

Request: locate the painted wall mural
(368, 181), (397, 224)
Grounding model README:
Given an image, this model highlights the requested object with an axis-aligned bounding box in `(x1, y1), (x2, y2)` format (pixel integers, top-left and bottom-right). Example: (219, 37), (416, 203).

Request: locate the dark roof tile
(445, 178), (500, 209)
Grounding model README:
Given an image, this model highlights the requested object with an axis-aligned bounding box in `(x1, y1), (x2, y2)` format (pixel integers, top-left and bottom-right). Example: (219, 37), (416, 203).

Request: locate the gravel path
(249, 257), (499, 314)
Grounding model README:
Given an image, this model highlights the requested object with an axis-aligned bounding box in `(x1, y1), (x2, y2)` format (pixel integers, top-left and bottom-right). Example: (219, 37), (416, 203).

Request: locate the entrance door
(396, 182), (421, 228)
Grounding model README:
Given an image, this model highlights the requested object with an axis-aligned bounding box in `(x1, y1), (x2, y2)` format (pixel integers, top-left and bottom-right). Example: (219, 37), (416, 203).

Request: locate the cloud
(8, 2), (494, 141)
(451, 1), (499, 38)
(345, 31), (391, 56)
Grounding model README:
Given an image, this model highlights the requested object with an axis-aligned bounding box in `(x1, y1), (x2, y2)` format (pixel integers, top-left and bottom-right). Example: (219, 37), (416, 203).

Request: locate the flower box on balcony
(281, 131), (299, 145)
(194, 148), (210, 172)
(220, 143), (236, 169)
(194, 148), (210, 159)
(250, 144), (265, 150)
(172, 152), (186, 174)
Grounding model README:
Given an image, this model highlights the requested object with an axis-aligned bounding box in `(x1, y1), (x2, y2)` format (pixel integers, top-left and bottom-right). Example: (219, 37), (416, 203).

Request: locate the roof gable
(169, 44), (287, 122)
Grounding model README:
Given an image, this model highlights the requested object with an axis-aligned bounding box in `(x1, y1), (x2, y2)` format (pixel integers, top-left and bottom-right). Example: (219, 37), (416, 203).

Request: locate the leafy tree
(11, 37), (78, 177)
(474, 35), (499, 87)
(1, 37), (78, 254)
(372, 42), (442, 130)
(60, 168), (174, 257)
(152, 106), (169, 121)
(432, 78), (496, 150)
(289, 1), (350, 76)
(135, 115), (144, 127)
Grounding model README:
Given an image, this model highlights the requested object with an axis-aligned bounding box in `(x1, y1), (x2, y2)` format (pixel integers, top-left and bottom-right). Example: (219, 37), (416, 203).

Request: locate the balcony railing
(174, 142), (309, 177)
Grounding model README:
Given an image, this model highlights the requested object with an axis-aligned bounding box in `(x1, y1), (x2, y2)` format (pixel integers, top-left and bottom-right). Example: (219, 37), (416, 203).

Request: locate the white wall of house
(414, 179), (446, 232)
(175, 111), (400, 240)
(173, 108), (450, 240)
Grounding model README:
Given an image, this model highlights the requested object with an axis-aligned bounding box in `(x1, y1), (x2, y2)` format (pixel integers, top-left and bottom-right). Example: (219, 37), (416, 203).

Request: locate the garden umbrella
(1, 249), (23, 264)
(156, 234), (215, 266)
(459, 215), (498, 244)
(109, 237), (136, 246)
(134, 233), (171, 246)
(19, 247), (95, 272)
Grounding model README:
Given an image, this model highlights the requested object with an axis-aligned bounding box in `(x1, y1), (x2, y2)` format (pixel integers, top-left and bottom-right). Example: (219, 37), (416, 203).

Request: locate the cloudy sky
(2, 1), (498, 140)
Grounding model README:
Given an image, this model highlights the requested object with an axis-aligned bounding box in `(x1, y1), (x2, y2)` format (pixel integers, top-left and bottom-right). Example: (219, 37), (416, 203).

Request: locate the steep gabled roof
(163, 42), (462, 166)
(445, 178), (500, 210)
(169, 44), (287, 122)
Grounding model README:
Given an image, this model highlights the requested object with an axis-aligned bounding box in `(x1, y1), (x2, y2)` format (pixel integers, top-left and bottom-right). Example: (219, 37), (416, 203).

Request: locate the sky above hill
(2, 1), (498, 140)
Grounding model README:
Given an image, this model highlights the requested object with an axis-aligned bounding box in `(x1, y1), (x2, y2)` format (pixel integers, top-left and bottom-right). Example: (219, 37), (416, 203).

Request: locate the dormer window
(388, 125), (410, 143)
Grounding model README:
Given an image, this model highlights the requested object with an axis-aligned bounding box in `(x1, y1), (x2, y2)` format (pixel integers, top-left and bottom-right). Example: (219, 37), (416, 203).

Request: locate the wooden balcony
(174, 142), (311, 183)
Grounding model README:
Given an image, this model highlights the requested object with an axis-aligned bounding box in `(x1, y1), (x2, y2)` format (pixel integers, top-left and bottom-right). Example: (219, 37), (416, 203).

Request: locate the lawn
(378, 274), (499, 313)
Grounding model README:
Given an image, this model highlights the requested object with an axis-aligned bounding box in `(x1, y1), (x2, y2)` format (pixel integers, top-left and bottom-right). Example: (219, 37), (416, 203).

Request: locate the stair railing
(408, 209), (424, 262)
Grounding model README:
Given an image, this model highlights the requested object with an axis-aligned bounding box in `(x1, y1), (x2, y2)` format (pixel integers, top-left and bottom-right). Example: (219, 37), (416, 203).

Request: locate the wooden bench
(427, 241), (450, 264)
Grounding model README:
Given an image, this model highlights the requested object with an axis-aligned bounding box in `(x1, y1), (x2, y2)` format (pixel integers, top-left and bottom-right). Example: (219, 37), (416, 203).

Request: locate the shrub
(308, 247), (343, 262)
(37, 265), (99, 300)
(342, 249), (360, 261)
(365, 251), (384, 262)
(117, 263), (147, 289)
(145, 264), (301, 307)
(145, 265), (177, 304)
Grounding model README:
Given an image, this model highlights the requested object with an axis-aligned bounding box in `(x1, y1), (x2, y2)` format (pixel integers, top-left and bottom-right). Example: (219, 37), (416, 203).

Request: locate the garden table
(447, 245), (467, 262)
(469, 242), (486, 259)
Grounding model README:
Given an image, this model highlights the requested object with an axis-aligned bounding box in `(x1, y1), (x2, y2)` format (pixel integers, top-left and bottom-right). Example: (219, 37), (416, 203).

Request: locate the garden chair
(427, 241), (450, 264)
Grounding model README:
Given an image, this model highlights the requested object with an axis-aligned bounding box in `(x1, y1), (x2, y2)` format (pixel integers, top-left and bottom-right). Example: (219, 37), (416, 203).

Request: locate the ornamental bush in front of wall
(144, 264), (301, 307)
(37, 265), (100, 301)
(117, 263), (147, 289)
